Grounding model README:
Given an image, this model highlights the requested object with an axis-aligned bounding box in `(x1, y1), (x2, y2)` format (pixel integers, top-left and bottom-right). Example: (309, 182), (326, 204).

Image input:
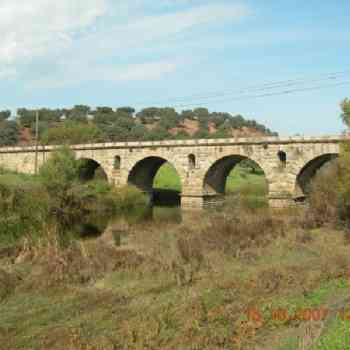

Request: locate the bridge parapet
(0, 135), (347, 154)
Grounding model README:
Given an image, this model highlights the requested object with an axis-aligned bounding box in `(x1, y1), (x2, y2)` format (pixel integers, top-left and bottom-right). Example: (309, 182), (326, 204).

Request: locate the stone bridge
(0, 136), (344, 208)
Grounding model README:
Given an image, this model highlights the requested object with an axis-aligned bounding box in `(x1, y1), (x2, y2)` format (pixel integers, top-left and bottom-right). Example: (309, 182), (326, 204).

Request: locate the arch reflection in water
(70, 205), (182, 241)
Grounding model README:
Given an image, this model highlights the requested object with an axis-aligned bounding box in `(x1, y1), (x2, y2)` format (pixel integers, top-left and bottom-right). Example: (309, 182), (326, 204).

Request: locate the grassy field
(153, 162), (267, 194)
(1, 208), (350, 350)
(1, 160), (350, 349)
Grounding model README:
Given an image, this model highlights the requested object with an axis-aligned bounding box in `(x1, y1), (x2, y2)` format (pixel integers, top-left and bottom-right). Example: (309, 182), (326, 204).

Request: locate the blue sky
(0, 0), (349, 135)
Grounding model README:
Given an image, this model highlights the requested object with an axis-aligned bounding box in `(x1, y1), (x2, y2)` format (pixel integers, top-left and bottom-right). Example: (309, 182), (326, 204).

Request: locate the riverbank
(1, 148), (350, 349)
(0, 148), (148, 248)
(1, 207), (350, 350)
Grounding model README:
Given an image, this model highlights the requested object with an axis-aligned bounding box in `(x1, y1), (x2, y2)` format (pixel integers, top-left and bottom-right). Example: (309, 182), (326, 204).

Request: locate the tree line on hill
(0, 105), (277, 146)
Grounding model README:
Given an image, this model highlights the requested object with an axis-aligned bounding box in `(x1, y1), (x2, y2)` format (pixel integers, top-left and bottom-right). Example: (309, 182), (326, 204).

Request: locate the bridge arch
(127, 156), (183, 193)
(295, 153), (338, 199)
(203, 155), (268, 196)
(78, 158), (108, 182)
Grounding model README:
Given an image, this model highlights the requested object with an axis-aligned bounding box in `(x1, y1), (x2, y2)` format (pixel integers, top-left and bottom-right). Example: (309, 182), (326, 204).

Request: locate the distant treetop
(0, 105), (278, 146)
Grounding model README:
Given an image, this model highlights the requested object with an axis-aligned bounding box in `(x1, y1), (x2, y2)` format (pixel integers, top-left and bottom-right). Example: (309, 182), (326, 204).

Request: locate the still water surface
(73, 205), (182, 240)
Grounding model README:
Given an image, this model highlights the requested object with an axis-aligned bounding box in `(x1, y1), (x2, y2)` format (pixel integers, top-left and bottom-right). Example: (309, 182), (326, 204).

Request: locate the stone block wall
(0, 136), (342, 209)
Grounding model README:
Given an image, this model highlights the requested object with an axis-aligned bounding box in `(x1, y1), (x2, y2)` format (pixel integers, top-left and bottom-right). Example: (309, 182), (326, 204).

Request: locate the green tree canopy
(0, 120), (20, 146)
(0, 110), (11, 122)
(341, 99), (350, 127)
(41, 121), (103, 145)
(9, 105), (276, 145)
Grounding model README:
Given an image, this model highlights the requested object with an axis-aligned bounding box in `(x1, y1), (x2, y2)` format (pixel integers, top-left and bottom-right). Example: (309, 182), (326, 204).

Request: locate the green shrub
(0, 175), (49, 246)
(39, 146), (80, 195)
(0, 149), (150, 247)
(110, 185), (148, 210)
(84, 180), (112, 195)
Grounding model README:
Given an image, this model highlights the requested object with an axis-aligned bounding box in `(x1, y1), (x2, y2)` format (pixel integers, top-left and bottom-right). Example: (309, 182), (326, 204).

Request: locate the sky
(0, 0), (349, 136)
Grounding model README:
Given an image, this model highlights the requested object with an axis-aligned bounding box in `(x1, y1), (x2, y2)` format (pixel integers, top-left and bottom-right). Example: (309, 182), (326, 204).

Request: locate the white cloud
(114, 61), (178, 81)
(32, 60), (179, 88)
(0, 0), (107, 65)
(0, 1), (250, 86)
(78, 3), (249, 53)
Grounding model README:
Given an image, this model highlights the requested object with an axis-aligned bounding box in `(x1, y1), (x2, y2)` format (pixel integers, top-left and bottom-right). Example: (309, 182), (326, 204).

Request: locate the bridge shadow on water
(150, 188), (181, 207)
(68, 189), (182, 241)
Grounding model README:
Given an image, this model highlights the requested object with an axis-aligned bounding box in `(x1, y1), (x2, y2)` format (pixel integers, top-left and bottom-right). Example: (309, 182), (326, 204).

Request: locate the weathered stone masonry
(0, 136), (343, 208)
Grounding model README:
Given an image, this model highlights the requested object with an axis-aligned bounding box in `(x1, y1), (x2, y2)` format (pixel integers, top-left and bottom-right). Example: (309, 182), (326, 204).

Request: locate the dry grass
(1, 208), (350, 350)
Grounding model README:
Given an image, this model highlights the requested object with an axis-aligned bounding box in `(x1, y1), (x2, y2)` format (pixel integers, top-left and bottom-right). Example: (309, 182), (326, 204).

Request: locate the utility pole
(34, 110), (39, 175)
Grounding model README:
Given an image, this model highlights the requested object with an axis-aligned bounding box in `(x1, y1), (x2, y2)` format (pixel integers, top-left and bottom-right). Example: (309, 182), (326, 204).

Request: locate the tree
(341, 99), (350, 127)
(181, 110), (195, 120)
(193, 129), (210, 139)
(7, 105), (276, 145)
(41, 120), (103, 145)
(175, 130), (190, 140)
(93, 107), (117, 126)
(0, 110), (11, 122)
(17, 108), (36, 128)
(0, 121), (20, 146)
(212, 125), (231, 139)
(129, 124), (147, 140)
(136, 107), (160, 124)
(116, 107), (135, 117)
(312, 97), (350, 223)
(67, 105), (91, 123)
(38, 108), (62, 124)
(144, 126), (171, 141)
(210, 112), (231, 128)
(103, 124), (129, 141)
(158, 108), (180, 130)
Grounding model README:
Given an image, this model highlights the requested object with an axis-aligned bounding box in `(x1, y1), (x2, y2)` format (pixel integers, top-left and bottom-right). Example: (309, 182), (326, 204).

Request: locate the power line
(167, 71), (350, 103)
(133, 69), (350, 108)
(170, 79), (350, 109)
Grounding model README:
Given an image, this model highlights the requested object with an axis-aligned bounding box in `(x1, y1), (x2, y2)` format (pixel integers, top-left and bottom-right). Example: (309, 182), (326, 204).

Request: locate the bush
(39, 146), (80, 195)
(308, 161), (340, 226)
(0, 149), (151, 247)
(308, 144), (350, 226)
(84, 180), (112, 195)
(109, 185), (148, 211)
(200, 208), (282, 256)
(333, 142), (350, 221)
(38, 146), (87, 220)
(0, 172), (49, 246)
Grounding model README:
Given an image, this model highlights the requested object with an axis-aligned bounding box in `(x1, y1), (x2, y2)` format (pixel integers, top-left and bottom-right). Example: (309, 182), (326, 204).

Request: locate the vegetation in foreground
(1, 100), (350, 349)
(0, 147), (147, 247)
(1, 149), (350, 349)
(1, 205), (350, 350)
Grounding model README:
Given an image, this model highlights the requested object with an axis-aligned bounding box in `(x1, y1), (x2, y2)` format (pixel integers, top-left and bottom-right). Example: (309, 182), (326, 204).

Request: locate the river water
(72, 204), (182, 241)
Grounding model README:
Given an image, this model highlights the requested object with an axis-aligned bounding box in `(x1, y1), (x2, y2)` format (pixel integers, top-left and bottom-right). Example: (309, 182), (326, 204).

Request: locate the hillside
(0, 106), (277, 147)
(167, 119), (269, 138)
